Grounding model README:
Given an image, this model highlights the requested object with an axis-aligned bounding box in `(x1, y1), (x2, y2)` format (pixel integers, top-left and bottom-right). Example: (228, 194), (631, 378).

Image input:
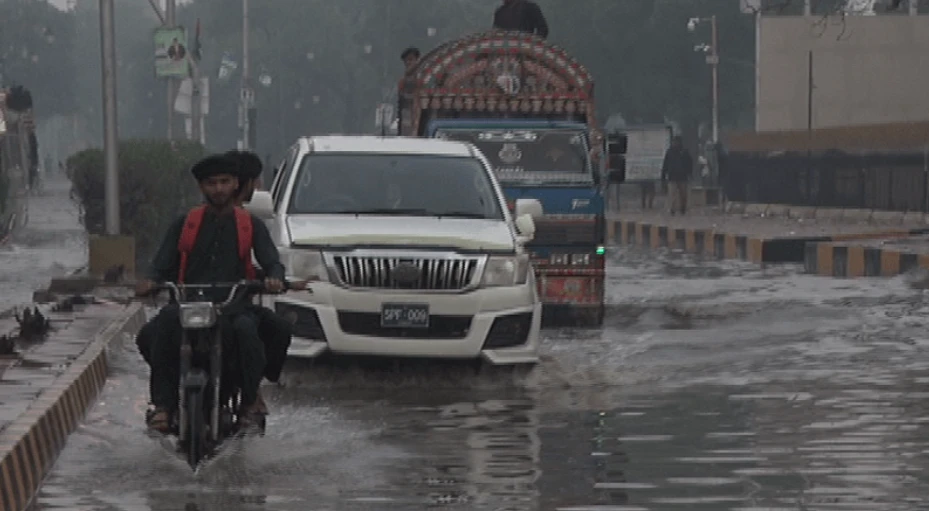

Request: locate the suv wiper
(331, 208), (430, 216)
(435, 211), (488, 219)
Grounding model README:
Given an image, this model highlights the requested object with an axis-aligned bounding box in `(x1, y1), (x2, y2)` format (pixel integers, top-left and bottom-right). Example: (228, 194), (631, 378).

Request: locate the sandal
(146, 407), (172, 434)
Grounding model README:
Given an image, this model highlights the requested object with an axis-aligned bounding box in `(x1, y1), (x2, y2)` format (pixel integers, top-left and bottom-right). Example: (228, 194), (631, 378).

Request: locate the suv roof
(297, 135), (476, 157)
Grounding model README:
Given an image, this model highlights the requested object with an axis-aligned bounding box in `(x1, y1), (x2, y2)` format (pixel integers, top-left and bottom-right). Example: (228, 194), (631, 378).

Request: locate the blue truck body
(427, 119), (608, 326)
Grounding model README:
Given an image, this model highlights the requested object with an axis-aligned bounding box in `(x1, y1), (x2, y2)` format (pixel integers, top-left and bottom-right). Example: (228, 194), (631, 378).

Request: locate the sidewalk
(607, 186), (929, 264)
(0, 299), (144, 511)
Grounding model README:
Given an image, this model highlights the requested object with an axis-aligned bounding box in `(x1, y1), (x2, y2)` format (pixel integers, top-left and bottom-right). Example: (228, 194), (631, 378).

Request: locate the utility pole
(100, 0), (119, 234)
(166, 0), (176, 140)
(191, 59), (203, 145)
(239, 0), (253, 150)
(709, 15), (719, 145)
(190, 20), (203, 145)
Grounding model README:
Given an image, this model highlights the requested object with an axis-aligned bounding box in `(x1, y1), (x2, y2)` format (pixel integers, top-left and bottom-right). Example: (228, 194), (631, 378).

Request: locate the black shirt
(147, 208), (285, 298)
(661, 146), (693, 183)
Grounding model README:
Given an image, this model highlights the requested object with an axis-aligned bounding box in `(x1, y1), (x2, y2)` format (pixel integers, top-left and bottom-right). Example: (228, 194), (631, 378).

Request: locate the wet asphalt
(22, 250), (929, 511)
(7, 177), (929, 510)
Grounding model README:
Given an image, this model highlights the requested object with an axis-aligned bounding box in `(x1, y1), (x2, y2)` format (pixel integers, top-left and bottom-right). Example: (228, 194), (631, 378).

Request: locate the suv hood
(286, 215), (516, 251)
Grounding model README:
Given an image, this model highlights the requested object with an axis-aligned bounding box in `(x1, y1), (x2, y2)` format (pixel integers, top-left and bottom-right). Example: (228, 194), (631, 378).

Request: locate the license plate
(381, 303), (430, 328)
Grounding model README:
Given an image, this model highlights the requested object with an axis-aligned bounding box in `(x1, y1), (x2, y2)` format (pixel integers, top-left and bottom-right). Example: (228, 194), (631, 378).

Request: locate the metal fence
(721, 151), (929, 212)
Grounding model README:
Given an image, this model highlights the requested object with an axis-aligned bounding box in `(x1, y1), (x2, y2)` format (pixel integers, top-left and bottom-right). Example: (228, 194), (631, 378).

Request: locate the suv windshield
(436, 129), (590, 175)
(287, 154), (504, 219)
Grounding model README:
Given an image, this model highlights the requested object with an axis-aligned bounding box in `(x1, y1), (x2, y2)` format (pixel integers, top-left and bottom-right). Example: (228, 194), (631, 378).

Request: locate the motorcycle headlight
(179, 302), (217, 329)
(481, 255), (530, 287)
(282, 249), (328, 282)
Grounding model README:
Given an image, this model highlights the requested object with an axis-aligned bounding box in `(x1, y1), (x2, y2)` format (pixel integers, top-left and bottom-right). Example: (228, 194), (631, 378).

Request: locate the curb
(804, 242), (929, 277)
(607, 219), (929, 264)
(606, 219), (821, 263)
(724, 202), (929, 224)
(0, 303), (145, 511)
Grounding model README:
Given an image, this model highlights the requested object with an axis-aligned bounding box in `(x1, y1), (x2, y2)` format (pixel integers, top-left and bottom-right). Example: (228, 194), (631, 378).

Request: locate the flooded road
(27, 249), (929, 510)
(0, 176), (85, 313)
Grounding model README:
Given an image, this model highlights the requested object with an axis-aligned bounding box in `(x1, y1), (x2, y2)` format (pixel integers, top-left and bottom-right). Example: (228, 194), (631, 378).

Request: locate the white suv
(246, 136), (543, 365)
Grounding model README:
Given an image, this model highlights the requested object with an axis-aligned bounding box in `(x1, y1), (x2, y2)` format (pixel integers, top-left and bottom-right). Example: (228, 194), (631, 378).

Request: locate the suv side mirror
(514, 198), (543, 219)
(607, 133), (628, 155)
(244, 190), (274, 219)
(514, 214), (536, 243)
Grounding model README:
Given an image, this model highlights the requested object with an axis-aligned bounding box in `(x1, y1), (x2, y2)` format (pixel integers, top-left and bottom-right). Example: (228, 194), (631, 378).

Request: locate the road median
(804, 235), (929, 277)
(606, 208), (929, 264)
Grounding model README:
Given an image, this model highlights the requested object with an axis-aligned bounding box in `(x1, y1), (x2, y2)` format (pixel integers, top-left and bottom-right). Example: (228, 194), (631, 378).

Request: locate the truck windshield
(287, 154), (504, 220)
(436, 129), (590, 176)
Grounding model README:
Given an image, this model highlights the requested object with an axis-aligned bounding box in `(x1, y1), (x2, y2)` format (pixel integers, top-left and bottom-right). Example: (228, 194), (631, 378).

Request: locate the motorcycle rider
(137, 153), (285, 433)
(225, 150), (293, 389)
(135, 151), (290, 414)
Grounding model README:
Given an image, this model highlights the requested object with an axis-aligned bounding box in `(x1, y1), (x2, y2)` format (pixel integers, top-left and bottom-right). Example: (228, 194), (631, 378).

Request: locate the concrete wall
(756, 15), (929, 131)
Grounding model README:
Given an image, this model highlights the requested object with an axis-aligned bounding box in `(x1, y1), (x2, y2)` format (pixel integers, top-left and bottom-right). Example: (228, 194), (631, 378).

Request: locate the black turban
(190, 153), (238, 181)
(224, 150), (263, 180)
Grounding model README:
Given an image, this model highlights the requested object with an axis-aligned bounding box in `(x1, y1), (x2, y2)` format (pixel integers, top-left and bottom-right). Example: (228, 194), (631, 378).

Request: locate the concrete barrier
(609, 219), (929, 267)
(0, 303), (144, 511)
(607, 219), (815, 263)
(803, 241), (928, 277)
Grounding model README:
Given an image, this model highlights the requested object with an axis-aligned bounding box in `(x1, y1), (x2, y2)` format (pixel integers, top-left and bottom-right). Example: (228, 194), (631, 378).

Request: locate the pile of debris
(0, 306), (50, 355)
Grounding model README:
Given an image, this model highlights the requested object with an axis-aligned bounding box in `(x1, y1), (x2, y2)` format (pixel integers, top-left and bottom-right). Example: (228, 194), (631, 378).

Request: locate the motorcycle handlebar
(142, 278), (307, 305)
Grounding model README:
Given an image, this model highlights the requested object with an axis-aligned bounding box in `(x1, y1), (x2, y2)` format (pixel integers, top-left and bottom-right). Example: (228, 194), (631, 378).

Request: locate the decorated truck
(0, 86), (34, 242)
(398, 30), (627, 327)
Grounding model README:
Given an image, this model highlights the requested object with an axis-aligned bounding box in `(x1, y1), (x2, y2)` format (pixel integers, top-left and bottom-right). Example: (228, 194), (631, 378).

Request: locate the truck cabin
(428, 120), (597, 185)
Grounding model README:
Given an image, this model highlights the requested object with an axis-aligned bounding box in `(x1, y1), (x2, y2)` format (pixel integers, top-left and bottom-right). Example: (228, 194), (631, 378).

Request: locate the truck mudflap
(535, 268), (605, 327)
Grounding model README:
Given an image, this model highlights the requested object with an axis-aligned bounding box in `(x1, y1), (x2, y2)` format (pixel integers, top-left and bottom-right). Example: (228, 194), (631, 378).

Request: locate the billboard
(154, 26), (188, 78)
(622, 125), (672, 182)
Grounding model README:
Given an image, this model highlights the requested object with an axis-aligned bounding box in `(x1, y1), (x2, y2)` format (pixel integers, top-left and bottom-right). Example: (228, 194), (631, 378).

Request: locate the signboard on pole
(153, 26), (189, 78)
(174, 77), (210, 115)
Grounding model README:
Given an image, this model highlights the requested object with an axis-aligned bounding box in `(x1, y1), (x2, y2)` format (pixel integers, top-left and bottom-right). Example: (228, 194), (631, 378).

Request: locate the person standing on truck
(660, 135), (693, 216)
(493, 0), (549, 38)
(398, 47), (421, 96)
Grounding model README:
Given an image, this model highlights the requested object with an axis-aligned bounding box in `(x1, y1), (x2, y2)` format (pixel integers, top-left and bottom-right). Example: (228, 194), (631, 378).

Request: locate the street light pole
(100, 0), (120, 234)
(240, 0), (253, 150)
(166, 0), (176, 140)
(710, 15), (719, 145)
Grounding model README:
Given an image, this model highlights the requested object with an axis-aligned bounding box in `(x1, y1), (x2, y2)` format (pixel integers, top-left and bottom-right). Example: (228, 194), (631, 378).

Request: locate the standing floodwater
(25, 247), (929, 510)
(0, 177), (85, 312)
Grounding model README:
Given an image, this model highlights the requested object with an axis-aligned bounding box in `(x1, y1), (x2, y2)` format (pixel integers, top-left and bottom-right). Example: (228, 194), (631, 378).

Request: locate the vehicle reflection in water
(30, 359), (929, 510)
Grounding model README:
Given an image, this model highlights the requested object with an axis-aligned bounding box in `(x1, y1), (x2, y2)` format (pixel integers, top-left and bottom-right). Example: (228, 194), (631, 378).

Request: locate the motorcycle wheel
(186, 388), (206, 469)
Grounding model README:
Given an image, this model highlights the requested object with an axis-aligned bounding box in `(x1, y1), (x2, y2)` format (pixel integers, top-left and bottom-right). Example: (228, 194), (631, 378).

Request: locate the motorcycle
(143, 279), (304, 469)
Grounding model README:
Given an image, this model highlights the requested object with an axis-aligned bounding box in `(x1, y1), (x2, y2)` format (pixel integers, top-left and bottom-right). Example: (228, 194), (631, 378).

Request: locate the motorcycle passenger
(136, 153), (285, 433)
(225, 150), (294, 388)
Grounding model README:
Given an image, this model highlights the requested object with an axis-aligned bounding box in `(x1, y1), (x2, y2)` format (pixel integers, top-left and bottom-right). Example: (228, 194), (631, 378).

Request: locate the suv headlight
(481, 255), (530, 287)
(282, 248), (328, 282)
(179, 302), (217, 329)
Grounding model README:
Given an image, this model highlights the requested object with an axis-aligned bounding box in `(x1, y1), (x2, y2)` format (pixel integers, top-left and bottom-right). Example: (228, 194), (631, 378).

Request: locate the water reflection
(29, 370), (929, 510)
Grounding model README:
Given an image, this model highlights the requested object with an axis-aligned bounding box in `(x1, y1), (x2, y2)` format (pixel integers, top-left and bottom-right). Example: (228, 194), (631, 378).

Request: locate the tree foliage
(0, 0), (76, 117)
(67, 139), (205, 267)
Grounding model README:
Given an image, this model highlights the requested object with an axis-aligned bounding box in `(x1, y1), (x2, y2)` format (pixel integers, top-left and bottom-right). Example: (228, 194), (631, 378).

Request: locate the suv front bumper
(274, 281), (541, 365)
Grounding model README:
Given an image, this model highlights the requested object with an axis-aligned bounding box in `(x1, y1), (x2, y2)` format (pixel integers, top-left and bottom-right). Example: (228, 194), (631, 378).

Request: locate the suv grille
(330, 255), (482, 290)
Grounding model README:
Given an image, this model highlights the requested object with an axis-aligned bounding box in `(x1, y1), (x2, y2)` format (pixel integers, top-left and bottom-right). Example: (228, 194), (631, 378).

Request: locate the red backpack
(177, 205), (256, 284)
